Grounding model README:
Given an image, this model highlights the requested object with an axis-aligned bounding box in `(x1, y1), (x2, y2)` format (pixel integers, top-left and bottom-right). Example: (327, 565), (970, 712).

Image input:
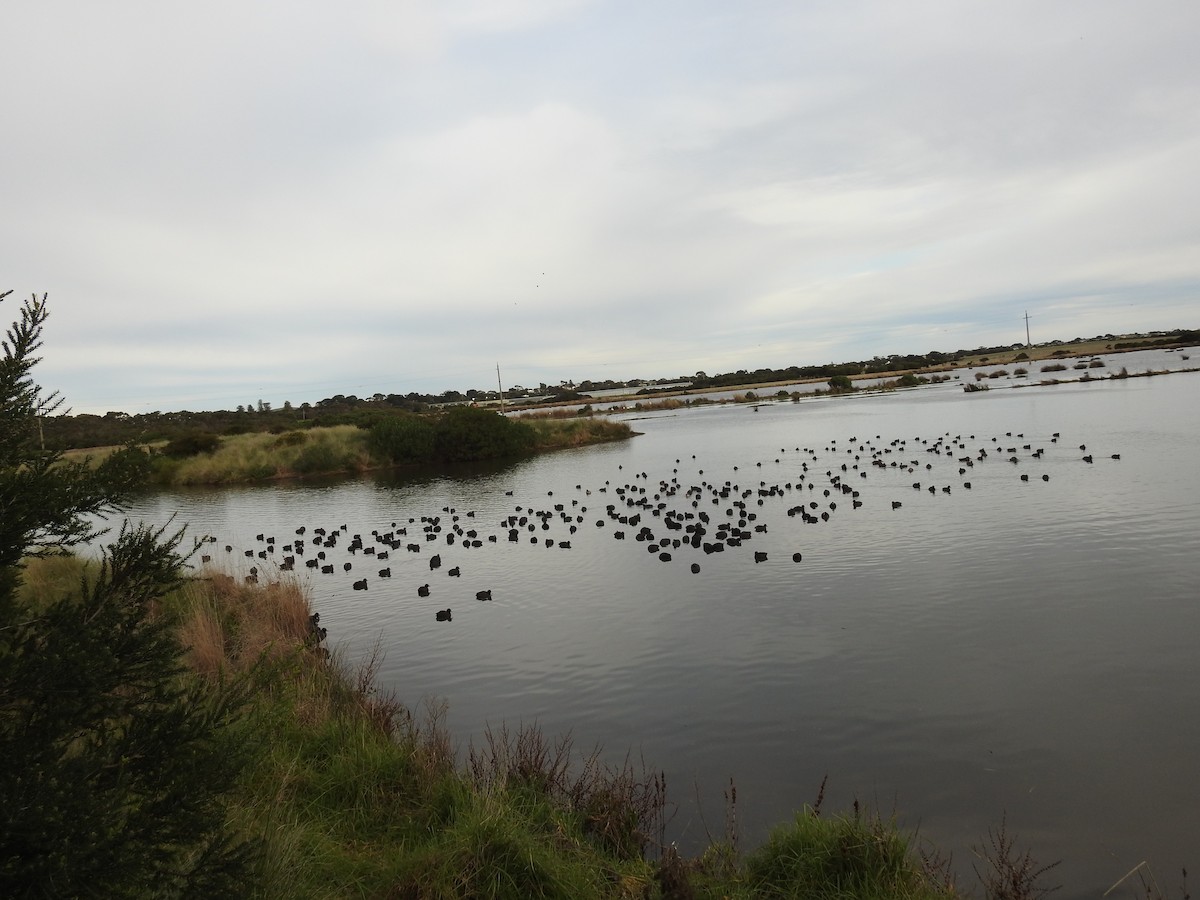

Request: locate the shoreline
(13, 555), (1054, 898)
(501, 340), (1198, 415)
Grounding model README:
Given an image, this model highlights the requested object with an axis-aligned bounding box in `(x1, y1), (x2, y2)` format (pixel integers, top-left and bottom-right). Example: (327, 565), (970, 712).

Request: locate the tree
(0, 291), (256, 896)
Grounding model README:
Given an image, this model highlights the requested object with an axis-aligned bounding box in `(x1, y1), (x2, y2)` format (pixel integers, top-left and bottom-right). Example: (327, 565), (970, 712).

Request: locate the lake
(108, 364), (1200, 896)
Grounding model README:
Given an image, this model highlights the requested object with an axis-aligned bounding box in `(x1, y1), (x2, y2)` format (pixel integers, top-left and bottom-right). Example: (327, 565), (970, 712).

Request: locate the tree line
(38, 329), (1200, 452)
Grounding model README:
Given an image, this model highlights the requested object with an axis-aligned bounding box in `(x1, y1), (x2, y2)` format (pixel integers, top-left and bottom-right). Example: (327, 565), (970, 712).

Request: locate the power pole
(496, 363), (506, 412)
(1024, 310), (1032, 348)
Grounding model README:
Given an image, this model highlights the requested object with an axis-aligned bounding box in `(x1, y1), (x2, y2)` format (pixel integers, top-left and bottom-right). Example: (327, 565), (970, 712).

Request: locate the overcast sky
(3, 1), (1198, 414)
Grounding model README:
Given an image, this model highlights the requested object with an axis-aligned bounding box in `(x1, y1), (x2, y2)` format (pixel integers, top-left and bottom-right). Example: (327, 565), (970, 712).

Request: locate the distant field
(60, 442), (163, 465)
(947, 337), (1142, 368)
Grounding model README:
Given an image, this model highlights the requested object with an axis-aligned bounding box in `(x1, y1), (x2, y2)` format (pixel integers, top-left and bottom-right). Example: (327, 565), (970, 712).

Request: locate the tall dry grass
(161, 426), (372, 485)
(174, 573), (315, 676)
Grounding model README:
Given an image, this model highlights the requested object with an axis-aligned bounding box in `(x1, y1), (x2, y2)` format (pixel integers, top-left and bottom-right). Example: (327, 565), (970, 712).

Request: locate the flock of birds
(199, 428), (1119, 627)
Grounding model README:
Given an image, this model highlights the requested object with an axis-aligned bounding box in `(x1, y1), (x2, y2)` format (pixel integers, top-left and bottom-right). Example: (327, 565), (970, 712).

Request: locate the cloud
(2, 1), (1197, 412)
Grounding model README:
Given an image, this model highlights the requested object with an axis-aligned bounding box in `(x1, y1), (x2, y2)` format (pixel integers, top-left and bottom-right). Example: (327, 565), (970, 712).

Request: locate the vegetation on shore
(64, 412), (635, 487)
(6, 291), (1185, 898)
(0, 293), (1037, 897)
(36, 323), (1199, 455)
(8, 555), (1006, 899)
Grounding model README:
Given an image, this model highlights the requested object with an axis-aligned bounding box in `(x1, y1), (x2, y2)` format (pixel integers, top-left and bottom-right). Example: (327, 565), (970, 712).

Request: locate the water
(106, 369), (1200, 895)
(563, 344), (1198, 411)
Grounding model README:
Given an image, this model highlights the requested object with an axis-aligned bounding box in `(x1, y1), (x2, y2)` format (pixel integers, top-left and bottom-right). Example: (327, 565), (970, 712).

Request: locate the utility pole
(496, 363), (506, 412)
(1024, 310), (1032, 348)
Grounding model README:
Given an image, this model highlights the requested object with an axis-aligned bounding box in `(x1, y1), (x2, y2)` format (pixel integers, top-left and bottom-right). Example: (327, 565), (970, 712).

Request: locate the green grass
(734, 806), (952, 900)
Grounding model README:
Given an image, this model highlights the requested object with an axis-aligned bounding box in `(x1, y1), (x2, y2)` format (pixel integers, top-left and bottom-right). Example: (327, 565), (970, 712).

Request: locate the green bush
(272, 430), (307, 447)
(162, 430), (221, 458)
(368, 415), (436, 463)
(828, 374), (854, 391)
(291, 438), (343, 474)
(432, 407), (534, 463)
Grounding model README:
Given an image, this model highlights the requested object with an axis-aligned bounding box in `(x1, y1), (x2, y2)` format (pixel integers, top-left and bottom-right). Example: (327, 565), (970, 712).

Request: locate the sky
(3, 1), (1198, 414)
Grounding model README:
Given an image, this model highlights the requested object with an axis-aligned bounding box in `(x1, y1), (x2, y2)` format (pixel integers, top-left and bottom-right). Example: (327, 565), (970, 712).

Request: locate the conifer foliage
(0, 292), (256, 897)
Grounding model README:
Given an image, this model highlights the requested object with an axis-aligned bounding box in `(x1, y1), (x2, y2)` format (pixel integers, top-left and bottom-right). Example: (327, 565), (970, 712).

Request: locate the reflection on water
(110, 371), (1200, 895)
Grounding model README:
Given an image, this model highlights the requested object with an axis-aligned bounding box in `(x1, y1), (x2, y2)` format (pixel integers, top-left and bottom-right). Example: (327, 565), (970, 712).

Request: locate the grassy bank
(133, 414), (636, 486)
(523, 416), (639, 448)
(17, 556), (981, 899)
(155, 425), (373, 485)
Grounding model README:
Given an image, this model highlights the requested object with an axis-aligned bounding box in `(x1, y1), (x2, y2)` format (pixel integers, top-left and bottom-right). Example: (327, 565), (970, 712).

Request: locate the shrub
(432, 407), (534, 462)
(368, 415), (436, 464)
(1041, 363), (1068, 372)
(291, 438), (343, 474)
(162, 430), (221, 458)
(272, 430), (307, 447)
(827, 374), (853, 391)
(896, 373), (923, 387)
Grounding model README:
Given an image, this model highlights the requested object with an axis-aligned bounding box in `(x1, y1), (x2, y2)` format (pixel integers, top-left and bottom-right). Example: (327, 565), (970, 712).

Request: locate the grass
(16, 555), (981, 899)
(60, 441), (164, 465)
(736, 806), (950, 900)
(36, 551), (1198, 897)
(521, 417), (636, 449)
(155, 426), (373, 485)
(949, 335), (1184, 369)
(130, 419), (636, 485)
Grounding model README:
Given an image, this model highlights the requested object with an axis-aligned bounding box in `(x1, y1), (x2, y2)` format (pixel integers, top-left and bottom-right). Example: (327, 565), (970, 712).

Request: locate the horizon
(47, 323), (1196, 417)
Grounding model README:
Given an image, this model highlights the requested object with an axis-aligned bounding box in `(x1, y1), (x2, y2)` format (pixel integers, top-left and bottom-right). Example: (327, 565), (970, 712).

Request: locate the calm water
(576, 344), (1198, 411)
(108, 369), (1200, 896)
